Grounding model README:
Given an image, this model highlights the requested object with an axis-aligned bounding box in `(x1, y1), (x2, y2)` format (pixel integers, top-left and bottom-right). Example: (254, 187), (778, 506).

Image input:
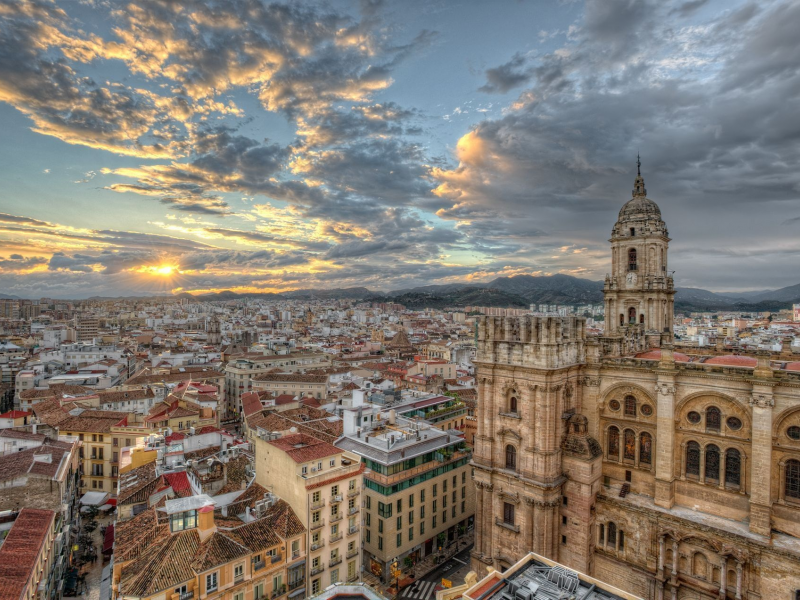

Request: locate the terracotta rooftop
(635, 349), (691, 362)
(0, 509), (56, 600)
(268, 433), (341, 464)
(704, 355), (757, 367)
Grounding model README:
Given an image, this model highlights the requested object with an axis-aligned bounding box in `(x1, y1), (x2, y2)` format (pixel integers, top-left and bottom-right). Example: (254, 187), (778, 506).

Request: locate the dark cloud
(479, 53), (533, 94)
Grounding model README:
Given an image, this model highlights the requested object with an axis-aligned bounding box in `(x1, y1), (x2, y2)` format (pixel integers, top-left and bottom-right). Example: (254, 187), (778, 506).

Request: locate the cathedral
(471, 165), (800, 599)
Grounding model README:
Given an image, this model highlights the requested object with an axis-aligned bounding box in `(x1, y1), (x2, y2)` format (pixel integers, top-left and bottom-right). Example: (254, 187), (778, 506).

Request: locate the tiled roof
(0, 509), (55, 600)
(0, 410), (30, 419)
(227, 517), (281, 552)
(163, 472), (193, 498)
(114, 507), (166, 562)
(253, 372), (328, 383)
(56, 411), (129, 433)
(192, 530), (249, 572)
(704, 355), (757, 367)
(246, 406), (342, 443)
(0, 441), (75, 484)
(259, 499), (306, 540)
(120, 529), (199, 595)
(268, 433), (340, 464)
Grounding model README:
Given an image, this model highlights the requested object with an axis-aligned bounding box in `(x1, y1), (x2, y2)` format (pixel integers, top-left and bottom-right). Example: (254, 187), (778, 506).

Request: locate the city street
(398, 545), (473, 600)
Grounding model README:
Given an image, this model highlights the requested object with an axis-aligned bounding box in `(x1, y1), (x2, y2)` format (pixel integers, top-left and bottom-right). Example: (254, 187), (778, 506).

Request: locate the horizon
(2, 0), (799, 299)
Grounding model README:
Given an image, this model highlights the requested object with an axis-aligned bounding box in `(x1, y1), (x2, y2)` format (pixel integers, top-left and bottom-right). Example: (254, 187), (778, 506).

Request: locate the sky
(0, 0), (799, 299)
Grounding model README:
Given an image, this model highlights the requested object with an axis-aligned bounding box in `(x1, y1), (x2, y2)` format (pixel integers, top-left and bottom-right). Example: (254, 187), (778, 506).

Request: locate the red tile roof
(163, 472), (193, 498)
(268, 433), (340, 464)
(0, 509), (55, 600)
(635, 349), (691, 362)
(0, 411), (30, 419)
(704, 355), (757, 367)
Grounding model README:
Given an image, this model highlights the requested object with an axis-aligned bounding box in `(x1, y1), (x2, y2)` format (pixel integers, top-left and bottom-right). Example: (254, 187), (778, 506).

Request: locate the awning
(98, 504), (115, 512)
(80, 492), (110, 506)
(102, 524), (115, 554)
(106, 498), (117, 506)
(288, 588), (306, 598)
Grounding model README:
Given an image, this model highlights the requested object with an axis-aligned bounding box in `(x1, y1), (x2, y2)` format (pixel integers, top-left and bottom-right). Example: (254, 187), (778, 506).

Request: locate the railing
(253, 560), (266, 571)
(347, 487), (360, 497)
(179, 592), (194, 600)
(292, 550), (301, 560)
(329, 556), (342, 567)
(310, 519), (325, 531)
(348, 506), (359, 515)
(271, 554), (282, 564)
(331, 494), (343, 503)
(346, 548), (359, 559)
(310, 563), (325, 576)
(288, 581), (305, 591)
(311, 539), (325, 551)
(330, 513), (343, 522)
(348, 525), (359, 536)
(347, 574), (359, 582)
(234, 573), (244, 584)
(310, 499), (326, 510)
(330, 532), (342, 543)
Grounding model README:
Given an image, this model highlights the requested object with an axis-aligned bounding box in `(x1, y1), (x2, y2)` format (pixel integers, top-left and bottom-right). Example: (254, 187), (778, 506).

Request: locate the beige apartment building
(335, 409), (475, 582)
(254, 432), (364, 595)
(251, 372), (330, 400)
(225, 351), (332, 417)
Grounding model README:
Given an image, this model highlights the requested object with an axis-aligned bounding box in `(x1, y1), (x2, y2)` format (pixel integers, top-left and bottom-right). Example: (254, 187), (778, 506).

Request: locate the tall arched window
(786, 459), (800, 499)
(725, 448), (741, 487)
(639, 314), (645, 324)
(508, 395), (518, 414)
(628, 248), (637, 271)
(640, 432), (652, 465)
(705, 445), (720, 481)
(686, 441), (701, 477)
(607, 522), (617, 546)
(628, 307), (637, 324)
(624, 395), (637, 417)
(608, 426), (620, 459)
(505, 445), (517, 470)
(623, 429), (635, 461)
(706, 407), (721, 432)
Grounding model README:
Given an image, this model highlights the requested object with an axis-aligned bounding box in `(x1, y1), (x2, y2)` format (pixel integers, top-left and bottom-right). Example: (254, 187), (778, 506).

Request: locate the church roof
(617, 159), (662, 222)
(386, 329), (412, 348)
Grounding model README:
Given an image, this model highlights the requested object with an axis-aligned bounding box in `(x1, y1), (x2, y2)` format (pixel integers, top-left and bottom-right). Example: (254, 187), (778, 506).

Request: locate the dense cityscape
(3, 0), (800, 599)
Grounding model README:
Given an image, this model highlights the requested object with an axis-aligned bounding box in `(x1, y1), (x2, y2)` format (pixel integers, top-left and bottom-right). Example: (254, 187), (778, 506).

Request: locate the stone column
(635, 432), (641, 468)
(699, 447), (706, 484)
(680, 443), (686, 480)
(735, 561), (743, 600)
(671, 540), (678, 577)
(749, 384), (774, 536)
(487, 485), (496, 562)
(475, 484), (484, 556)
(779, 461), (786, 502)
(719, 557), (727, 598)
(654, 374), (677, 508)
(671, 585), (677, 600)
(523, 498), (536, 554)
(657, 582), (664, 600)
(719, 451), (727, 490)
(658, 535), (665, 575)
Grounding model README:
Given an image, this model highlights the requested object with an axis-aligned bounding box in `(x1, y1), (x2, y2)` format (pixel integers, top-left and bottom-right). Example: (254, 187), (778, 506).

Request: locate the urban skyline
(1, 0), (799, 299)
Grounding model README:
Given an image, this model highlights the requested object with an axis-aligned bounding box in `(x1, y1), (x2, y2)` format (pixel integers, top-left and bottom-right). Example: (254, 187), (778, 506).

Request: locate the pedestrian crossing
(401, 580), (437, 599)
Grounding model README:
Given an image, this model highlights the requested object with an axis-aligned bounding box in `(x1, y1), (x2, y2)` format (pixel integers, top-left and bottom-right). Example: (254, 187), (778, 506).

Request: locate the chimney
(197, 505), (216, 542)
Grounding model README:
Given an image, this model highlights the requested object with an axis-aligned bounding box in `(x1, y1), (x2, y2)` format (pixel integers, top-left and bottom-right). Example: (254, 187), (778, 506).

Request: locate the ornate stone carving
(655, 382), (677, 396)
(581, 376), (601, 387)
(749, 394), (774, 409)
(497, 428), (523, 440)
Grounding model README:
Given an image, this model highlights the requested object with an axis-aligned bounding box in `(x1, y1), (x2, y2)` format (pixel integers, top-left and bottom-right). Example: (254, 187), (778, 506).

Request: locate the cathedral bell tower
(603, 158), (675, 351)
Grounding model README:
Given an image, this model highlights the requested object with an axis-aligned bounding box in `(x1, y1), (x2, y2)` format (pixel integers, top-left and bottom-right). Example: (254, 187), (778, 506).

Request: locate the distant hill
(282, 287), (379, 300)
(486, 274), (604, 304)
(371, 287), (528, 310)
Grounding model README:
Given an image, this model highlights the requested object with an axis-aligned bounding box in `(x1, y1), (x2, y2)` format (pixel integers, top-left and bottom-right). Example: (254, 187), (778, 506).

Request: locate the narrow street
(398, 544), (473, 600)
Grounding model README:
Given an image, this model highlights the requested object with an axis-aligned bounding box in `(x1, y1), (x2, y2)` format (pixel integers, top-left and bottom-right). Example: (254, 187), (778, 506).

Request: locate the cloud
(479, 53), (533, 94)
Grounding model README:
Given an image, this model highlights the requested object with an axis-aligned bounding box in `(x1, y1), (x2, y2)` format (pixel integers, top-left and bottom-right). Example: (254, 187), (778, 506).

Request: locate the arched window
(618, 529), (625, 551)
(706, 407), (721, 432)
(623, 429), (635, 461)
(598, 523), (605, 545)
(786, 459), (800, 499)
(608, 427), (620, 459)
(725, 448), (741, 487)
(505, 445), (517, 470)
(628, 307), (637, 324)
(639, 313), (645, 324)
(705, 445), (720, 481)
(509, 396), (518, 413)
(624, 395), (637, 417)
(686, 441), (700, 477)
(693, 552), (708, 579)
(628, 248), (637, 271)
(607, 522), (617, 546)
(640, 432), (652, 465)
(619, 314), (624, 326)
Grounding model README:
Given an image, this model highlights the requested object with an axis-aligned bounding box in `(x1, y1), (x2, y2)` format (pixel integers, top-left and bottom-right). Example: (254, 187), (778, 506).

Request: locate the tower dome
(617, 155), (661, 223)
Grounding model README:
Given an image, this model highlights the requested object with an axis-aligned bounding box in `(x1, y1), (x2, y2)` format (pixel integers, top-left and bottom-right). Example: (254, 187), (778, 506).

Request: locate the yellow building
(253, 433), (364, 595)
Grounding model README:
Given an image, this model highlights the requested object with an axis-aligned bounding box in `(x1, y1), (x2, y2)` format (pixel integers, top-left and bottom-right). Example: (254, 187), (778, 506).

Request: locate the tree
(437, 532), (446, 550)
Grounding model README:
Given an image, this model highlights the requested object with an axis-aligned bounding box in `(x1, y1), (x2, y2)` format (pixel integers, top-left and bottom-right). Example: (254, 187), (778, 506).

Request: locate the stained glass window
(608, 427), (620, 459)
(623, 429), (636, 461)
(640, 432), (652, 465)
(787, 426), (800, 441)
(607, 522), (617, 546)
(624, 395), (637, 417)
(687, 411), (701, 424)
(505, 445), (516, 470)
(726, 417), (742, 431)
(705, 445), (720, 481)
(786, 460), (800, 499)
(706, 407), (721, 431)
(725, 448), (741, 487)
(686, 441), (700, 477)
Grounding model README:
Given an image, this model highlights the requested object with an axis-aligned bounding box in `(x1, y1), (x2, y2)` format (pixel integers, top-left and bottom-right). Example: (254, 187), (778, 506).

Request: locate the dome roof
(618, 193), (662, 222)
(784, 361), (800, 372)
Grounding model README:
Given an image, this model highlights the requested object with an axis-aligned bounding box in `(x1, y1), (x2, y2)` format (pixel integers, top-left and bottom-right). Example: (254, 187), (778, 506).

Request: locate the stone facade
(472, 169), (800, 600)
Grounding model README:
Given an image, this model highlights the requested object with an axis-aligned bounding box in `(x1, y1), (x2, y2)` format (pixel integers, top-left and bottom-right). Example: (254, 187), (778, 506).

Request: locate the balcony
(288, 581), (305, 592)
(330, 494), (343, 503)
(311, 539), (325, 551)
(329, 556), (342, 567)
(310, 519), (325, 531)
(234, 573), (245, 584)
(348, 506), (359, 515)
(310, 498), (326, 510)
(347, 525), (359, 536)
(179, 593), (194, 600)
(347, 574), (359, 583)
(330, 532), (343, 543)
(347, 487), (360, 498)
(291, 550), (301, 560)
(253, 560), (266, 571)
(330, 512), (343, 523)
(271, 554), (282, 564)
(310, 563), (325, 576)
(346, 548), (359, 559)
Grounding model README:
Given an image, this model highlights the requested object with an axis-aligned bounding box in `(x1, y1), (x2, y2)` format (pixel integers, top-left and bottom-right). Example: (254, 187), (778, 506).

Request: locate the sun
(155, 265), (177, 275)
